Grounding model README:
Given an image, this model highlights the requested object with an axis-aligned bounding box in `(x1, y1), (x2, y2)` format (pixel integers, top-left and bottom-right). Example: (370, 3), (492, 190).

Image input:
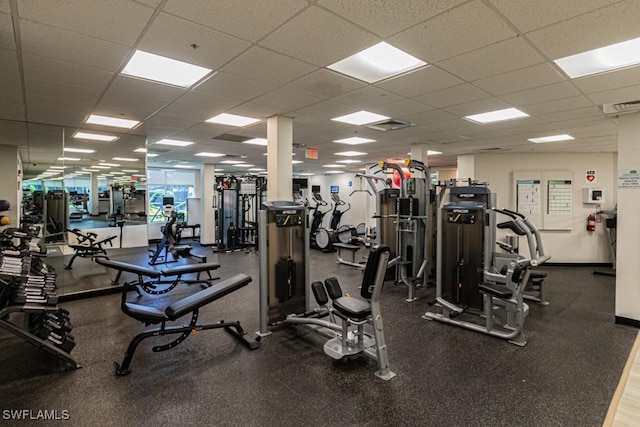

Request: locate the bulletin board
(513, 170), (573, 230)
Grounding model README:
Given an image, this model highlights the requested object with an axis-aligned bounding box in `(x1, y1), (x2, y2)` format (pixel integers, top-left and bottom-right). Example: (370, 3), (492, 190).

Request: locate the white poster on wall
(585, 169), (597, 184)
(618, 168), (640, 189)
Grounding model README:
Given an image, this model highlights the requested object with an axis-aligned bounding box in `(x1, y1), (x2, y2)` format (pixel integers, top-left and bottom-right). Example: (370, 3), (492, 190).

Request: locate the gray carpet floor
(0, 245), (635, 427)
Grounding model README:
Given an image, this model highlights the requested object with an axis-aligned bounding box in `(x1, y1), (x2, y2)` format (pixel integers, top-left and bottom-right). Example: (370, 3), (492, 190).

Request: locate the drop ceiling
(1, 0), (638, 178)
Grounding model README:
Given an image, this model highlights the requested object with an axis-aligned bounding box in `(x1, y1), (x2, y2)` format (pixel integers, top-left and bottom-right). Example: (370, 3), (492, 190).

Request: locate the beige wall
(467, 152), (617, 263)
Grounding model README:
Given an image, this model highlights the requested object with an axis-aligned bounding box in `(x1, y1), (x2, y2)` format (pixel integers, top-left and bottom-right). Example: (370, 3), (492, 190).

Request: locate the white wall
(305, 173), (375, 230)
(615, 113), (640, 322)
(470, 152), (617, 263)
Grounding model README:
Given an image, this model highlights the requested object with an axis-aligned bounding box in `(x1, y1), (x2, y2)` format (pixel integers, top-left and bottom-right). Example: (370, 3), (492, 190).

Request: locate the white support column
(266, 115), (293, 202)
(615, 113), (640, 324)
(457, 154), (475, 179)
(200, 163), (216, 245)
(410, 144), (429, 166)
(90, 172), (99, 215)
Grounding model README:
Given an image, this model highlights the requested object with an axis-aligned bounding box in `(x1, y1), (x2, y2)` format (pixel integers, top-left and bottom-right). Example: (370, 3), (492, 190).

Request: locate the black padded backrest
(511, 265), (525, 283)
(311, 281), (329, 306)
(497, 221), (526, 236)
(360, 245), (390, 299)
(324, 277), (343, 300)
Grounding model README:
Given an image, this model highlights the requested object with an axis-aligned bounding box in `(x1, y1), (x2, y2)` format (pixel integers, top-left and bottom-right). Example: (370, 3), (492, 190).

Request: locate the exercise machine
(149, 210), (205, 266)
(424, 196), (550, 346)
(593, 209), (617, 277)
(64, 228), (117, 270)
(309, 192), (334, 252)
(258, 201), (395, 379)
(96, 258), (260, 375)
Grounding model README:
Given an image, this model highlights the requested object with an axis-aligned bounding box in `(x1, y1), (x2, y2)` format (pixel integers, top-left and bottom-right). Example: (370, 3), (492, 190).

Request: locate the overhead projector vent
(364, 118), (413, 132)
(602, 100), (640, 116)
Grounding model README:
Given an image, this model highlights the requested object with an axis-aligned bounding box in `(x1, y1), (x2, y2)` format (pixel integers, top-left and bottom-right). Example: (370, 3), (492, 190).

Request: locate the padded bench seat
(161, 262), (220, 276)
(332, 297), (371, 321)
(478, 282), (513, 299)
(96, 258), (160, 279)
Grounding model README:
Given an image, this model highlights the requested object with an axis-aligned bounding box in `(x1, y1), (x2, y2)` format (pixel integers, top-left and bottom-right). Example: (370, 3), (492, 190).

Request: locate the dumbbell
(47, 333), (76, 353)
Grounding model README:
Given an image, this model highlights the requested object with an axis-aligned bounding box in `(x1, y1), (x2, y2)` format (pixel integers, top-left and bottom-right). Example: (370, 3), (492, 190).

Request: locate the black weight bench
(65, 229), (117, 269)
(112, 273), (260, 375)
(96, 258), (221, 295)
(334, 243), (365, 269)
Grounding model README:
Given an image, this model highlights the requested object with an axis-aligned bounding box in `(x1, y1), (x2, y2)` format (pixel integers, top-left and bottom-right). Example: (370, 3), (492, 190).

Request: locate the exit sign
(305, 148), (318, 160)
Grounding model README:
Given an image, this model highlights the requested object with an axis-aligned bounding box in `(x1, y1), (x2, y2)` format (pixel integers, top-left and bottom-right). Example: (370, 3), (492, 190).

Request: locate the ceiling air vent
(364, 118), (413, 132)
(212, 133), (251, 142)
(602, 100), (640, 116)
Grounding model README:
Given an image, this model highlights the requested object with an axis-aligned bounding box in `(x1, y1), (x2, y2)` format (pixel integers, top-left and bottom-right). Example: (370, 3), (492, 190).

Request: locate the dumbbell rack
(0, 249), (80, 370)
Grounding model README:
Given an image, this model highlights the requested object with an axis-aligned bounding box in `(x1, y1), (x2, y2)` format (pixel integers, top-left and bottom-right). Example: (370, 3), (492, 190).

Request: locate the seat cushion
(124, 303), (166, 324)
(332, 297), (371, 321)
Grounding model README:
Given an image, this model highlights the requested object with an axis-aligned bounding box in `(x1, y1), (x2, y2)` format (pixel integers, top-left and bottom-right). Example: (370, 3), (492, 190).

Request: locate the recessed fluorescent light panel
(83, 169), (100, 172)
(328, 42), (426, 83)
(292, 160), (303, 164)
(237, 164), (255, 168)
(112, 157), (139, 162)
(205, 113), (261, 127)
(407, 150), (443, 156)
(74, 131), (117, 142)
(243, 138), (268, 146)
(155, 139), (195, 147)
(147, 153), (159, 157)
(122, 169), (139, 173)
(464, 108), (529, 124)
(528, 134), (575, 143)
(58, 157), (81, 161)
(134, 148), (147, 153)
(92, 166), (111, 169)
(86, 114), (140, 129)
(49, 166), (66, 169)
(122, 50), (212, 88)
(336, 159), (361, 164)
(296, 173), (314, 176)
(220, 160), (245, 164)
(332, 110), (390, 126)
(195, 152), (226, 158)
(335, 151), (367, 157)
(99, 163), (120, 167)
(326, 171), (343, 174)
(323, 164), (346, 168)
(333, 137), (376, 145)
(554, 36), (640, 78)
(174, 165), (194, 169)
(64, 147), (95, 153)
(248, 168), (266, 171)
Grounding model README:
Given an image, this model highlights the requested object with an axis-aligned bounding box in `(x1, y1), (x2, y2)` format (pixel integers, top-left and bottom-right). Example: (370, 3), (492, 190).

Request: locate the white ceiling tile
(18, 0), (154, 46)
(222, 47), (317, 86)
(374, 99), (434, 118)
(158, 91), (240, 121)
(534, 106), (604, 123)
(284, 69), (365, 100)
(253, 89), (322, 112)
(587, 86), (640, 106)
(97, 91), (168, 119)
(332, 87), (403, 108)
(489, 0), (619, 33)
(526, 1), (640, 59)
(414, 84), (489, 108)
(292, 100), (361, 120)
(378, 66), (463, 98)
(574, 66), (640, 94)
(132, 0), (163, 7)
(443, 97), (511, 117)
(524, 96), (593, 116)
(0, 12), (15, 50)
(138, 12), (251, 70)
(318, 0), (466, 38)
(390, 0), (516, 63)
(26, 94), (93, 127)
(500, 82), (581, 107)
(0, 89), (23, 107)
(473, 63), (565, 96)
(0, 72), (21, 95)
(109, 75), (187, 102)
(22, 54), (114, 90)
(228, 102), (287, 120)
(19, 19), (130, 72)
(138, 113), (201, 137)
(260, 6), (378, 67)
(403, 109), (458, 125)
(427, 118), (478, 132)
(195, 72), (275, 101)
(25, 77), (102, 105)
(0, 0), (10, 14)
(163, 0), (307, 42)
(0, 48), (19, 74)
(437, 38), (545, 81)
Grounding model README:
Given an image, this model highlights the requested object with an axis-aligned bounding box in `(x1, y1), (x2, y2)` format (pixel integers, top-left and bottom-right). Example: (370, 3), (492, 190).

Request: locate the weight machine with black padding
(96, 258), (259, 376)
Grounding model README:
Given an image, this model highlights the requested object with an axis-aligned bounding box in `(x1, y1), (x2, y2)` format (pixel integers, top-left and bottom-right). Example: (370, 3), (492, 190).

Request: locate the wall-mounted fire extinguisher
(586, 214), (596, 232)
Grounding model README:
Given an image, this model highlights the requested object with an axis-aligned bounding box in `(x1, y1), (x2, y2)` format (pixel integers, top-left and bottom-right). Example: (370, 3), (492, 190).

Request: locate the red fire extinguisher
(586, 214), (596, 232)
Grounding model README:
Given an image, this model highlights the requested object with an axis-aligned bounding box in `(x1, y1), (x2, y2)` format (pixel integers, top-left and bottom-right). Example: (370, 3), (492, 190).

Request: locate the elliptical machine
(309, 192), (335, 252)
(329, 193), (351, 239)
